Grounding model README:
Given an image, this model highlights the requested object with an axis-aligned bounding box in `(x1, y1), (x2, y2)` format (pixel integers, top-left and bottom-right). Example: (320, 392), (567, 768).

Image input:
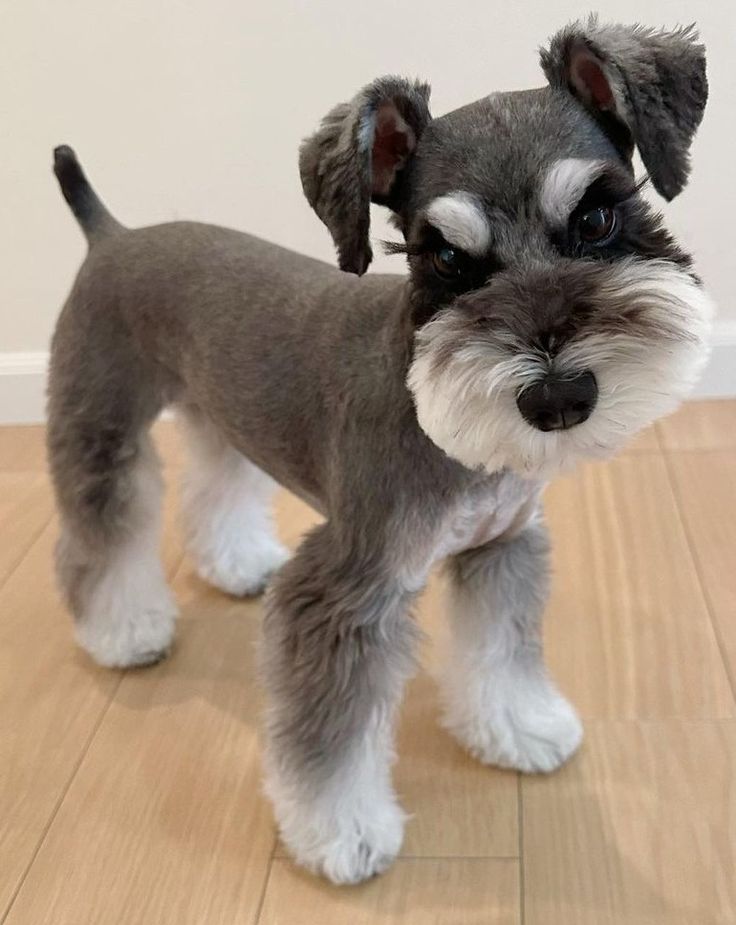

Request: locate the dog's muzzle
(516, 370), (598, 432)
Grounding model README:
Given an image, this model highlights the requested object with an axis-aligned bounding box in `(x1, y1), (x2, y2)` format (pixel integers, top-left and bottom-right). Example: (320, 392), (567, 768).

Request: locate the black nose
(516, 371), (598, 432)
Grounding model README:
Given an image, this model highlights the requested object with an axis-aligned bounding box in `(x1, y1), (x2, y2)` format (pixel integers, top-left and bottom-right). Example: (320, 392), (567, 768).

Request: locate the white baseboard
(0, 352), (49, 425)
(2, 323), (736, 425)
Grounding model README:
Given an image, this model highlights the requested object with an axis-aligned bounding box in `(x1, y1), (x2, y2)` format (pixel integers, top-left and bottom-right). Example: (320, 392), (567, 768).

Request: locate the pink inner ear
(371, 101), (416, 197)
(570, 50), (615, 112)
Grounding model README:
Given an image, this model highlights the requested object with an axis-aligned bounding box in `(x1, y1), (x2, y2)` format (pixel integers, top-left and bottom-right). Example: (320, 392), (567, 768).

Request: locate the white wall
(1, 0), (735, 415)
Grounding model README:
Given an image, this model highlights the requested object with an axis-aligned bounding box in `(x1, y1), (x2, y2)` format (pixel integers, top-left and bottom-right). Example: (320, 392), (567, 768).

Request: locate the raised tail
(53, 145), (124, 245)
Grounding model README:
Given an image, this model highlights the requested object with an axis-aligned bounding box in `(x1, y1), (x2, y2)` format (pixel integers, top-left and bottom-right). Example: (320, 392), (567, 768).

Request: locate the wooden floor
(1, 400), (735, 924)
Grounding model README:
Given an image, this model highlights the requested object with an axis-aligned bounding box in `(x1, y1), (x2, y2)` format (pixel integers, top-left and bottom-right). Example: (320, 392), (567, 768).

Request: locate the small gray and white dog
(48, 19), (713, 884)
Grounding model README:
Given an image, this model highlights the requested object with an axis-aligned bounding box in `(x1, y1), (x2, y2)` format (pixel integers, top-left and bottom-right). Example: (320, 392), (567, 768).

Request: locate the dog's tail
(53, 145), (125, 245)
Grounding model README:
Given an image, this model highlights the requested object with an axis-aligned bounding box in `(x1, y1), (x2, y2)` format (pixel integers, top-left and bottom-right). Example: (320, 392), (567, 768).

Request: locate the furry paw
(281, 802), (404, 885)
(265, 761), (405, 884)
(196, 537), (290, 597)
(76, 599), (177, 669)
(303, 818), (403, 885)
(443, 674), (583, 774)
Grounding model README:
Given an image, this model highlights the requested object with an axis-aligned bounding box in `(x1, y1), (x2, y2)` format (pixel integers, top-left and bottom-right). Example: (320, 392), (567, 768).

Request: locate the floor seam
(0, 512), (53, 595)
(253, 841), (278, 925)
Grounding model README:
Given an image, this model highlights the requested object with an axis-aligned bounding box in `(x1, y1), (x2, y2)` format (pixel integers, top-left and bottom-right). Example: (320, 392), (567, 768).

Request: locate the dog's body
(51, 216), (536, 534)
(51, 221), (465, 510)
(48, 20), (713, 884)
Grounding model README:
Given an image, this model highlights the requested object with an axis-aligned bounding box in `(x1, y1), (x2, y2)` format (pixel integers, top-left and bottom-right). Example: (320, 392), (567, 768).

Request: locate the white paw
(301, 811), (404, 885)
(77, 596), (177, 669)
(443, 674), (583, 774)
(278, 797), (404, 885)
(264, 756), (405, 884)
(74, 542), (178, 669)
(196, 536), (290, 597)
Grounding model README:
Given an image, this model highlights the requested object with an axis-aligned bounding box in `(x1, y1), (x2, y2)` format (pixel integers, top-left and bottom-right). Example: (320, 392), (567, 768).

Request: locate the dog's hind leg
(439, 510), (582, 773)
(47, 356), (177, 669)
(260, 524), (418, 884)
(179, 410), (289, 597)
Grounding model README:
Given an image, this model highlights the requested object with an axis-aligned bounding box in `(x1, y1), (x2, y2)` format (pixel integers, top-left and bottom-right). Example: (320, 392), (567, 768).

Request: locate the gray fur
(46, 19), (710, 883)
(444, 518), (550, 732)
(448, 515), (549, 667)
(260, 522), (421, 774)
(540, 17), (707, 200)
(299, 76), (431, 274)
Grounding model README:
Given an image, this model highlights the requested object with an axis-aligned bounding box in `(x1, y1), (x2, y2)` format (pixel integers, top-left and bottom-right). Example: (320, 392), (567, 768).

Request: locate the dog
(47, 18), (713, 884)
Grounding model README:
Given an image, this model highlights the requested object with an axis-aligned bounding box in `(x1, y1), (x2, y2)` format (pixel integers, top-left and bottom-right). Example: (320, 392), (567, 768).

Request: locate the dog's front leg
(260, 524), (418, 884)
(440, 511), (582, 774)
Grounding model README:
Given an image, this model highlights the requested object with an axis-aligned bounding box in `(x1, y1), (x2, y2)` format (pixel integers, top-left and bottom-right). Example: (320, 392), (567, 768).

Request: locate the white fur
(540, 158), (605, 226)
(408, 259), (715, 478)
(399, 477), (541, 593)
(181, 414), (289, 596)
(444, 668), (583, 773)
(75, 450), (177, 668)
(442, 644), (583, 773)
(263, 709), (405, 884)
(426, 192), (491, 256)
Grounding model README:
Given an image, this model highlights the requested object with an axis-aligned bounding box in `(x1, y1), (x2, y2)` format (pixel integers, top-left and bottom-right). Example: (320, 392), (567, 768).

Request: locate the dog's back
(48, 147), (423, 515)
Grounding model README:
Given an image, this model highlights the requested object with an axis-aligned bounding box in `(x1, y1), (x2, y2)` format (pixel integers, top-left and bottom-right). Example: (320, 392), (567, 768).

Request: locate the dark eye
(432, 246), (460, 279)
(578, 206), (616, 244)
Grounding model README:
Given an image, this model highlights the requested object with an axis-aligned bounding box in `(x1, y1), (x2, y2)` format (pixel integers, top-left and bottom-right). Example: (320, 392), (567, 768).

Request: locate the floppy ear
(299, 76), (431, 274)
(540, 18), (707, 200)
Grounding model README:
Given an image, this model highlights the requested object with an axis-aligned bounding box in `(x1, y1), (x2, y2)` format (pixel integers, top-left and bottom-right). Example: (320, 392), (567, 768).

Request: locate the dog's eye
(432, 246), (461, 279)
(578, 206), (616, 244)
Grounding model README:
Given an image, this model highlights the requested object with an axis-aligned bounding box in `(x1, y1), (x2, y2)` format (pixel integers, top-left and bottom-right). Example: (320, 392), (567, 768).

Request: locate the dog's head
(300, 19), (714, 477)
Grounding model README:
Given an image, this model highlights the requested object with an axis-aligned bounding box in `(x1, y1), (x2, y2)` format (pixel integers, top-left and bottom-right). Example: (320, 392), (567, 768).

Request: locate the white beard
(408, 259), (715, 478)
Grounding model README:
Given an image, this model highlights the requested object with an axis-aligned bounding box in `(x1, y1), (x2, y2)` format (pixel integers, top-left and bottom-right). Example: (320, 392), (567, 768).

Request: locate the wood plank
(620, 423), (660, 454)
(522, 720), (736, 925)
(656, 399), (736, 451)
(0, 483), (183, 921)
(0, 523), (122, 919)
(0, 425), (47, 472)
(666, 450), (736, 681)
(4, 563), (275, 925)
(0, 473), (52, 587)
(544, 454), (734, 719)
(259, 858), (521, 925)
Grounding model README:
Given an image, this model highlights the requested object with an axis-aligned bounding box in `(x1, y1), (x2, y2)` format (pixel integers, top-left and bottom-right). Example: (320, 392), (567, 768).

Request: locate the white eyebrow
(540, 158), (607, 226)
(425, 192), (491, 256)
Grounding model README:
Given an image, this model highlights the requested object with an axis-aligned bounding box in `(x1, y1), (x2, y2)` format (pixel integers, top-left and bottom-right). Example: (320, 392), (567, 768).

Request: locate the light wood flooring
(1, 400), (735, 924)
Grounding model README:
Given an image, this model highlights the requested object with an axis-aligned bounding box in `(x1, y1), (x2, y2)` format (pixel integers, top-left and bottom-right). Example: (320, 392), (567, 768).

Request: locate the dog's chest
(402, 471), (542, 591)
(441, 472), (542, 558)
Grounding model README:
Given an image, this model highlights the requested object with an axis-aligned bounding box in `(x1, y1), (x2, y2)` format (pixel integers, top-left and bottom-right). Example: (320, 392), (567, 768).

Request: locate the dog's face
(300, 19), (714, 477)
